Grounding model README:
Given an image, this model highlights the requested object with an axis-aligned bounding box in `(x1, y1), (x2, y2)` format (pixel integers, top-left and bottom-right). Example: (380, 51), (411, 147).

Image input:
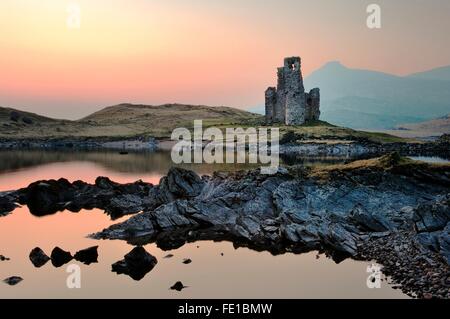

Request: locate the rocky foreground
(0, 153), (449, 298)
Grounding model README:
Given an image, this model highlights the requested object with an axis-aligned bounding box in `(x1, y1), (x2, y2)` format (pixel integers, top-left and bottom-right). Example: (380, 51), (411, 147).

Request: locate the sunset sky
(1, 0), (449, 119)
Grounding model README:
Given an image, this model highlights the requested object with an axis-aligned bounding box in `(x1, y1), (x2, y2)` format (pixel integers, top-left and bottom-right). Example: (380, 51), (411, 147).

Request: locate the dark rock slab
(170, 281), (187, 291)
(0, 191), (19, 216)
(159, 167), (205, 201)
(438, 223), (450, 265)
(111, 246), (157, 280)
(51, 247), (73, 267)
(3, 276), (23, 286)
(29, 247), (50, 267)
(413, 195), (450, 233)
(21, 178), (76, 216)
(74, 246), (98, 265)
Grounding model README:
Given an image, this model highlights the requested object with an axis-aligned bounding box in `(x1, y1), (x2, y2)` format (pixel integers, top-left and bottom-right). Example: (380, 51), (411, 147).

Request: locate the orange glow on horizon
(1, 0), (450, 118)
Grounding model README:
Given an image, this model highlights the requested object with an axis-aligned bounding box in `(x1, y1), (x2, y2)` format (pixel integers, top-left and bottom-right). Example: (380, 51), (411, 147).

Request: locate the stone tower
(265, 57), (320, 125)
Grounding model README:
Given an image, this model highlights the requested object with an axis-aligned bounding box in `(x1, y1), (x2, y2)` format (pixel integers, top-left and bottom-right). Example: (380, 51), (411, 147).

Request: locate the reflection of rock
(111, 246), (157, 281)
(163, 254), (174, 258)
(29, 247), (50, 268)
(51, 247), (73, 268)
(182, 258), (192, 264)
(3, 276), (23, 286)
(170, 281), (187, 291)
(74, 246), (98, 265)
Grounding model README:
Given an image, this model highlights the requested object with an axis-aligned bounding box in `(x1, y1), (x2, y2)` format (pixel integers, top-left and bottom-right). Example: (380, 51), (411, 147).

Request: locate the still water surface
(0, 150), (408, 298)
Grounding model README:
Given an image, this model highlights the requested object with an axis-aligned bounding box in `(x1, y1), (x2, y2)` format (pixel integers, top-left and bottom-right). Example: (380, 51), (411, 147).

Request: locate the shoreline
(0, 136), (449, 159)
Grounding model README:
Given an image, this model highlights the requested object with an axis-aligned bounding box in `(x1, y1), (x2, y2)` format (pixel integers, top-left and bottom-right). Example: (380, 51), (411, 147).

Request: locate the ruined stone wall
(273, 68), (286, 123)
(305, 88), (320, 121)
(282, 57), (306, 125)
(265, 87), (276, 123)
(265, 56), (320, 125)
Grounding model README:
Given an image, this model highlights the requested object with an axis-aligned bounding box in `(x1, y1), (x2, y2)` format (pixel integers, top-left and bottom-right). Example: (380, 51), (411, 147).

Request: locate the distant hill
(0, 106), (60, 124)
(81, 103), (260, 132)
(396, 114), (450, 137)
(0, 104), (262, 139)
(303, 61), (450, 129)
(408, 65), (450, 81)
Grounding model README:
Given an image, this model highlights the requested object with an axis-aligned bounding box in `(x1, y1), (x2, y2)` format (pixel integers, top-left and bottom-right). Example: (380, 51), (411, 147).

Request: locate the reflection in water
(0, 149), (354, 176)
(0, 150), (260, 175)
(0, 206), (408, 298)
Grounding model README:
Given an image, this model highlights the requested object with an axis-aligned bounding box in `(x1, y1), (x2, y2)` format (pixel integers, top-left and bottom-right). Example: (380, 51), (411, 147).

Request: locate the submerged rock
(3, 276), (23, 286)
(170, 281), (187, 291)
(29, 247), (50, 268)
(111, 246), (158, 281)
(74, 246), (98, 265)
(51, 247), (73, 267)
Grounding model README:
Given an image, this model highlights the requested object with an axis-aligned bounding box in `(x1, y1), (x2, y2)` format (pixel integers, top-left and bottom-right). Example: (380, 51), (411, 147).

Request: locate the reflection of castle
(265, 57), (320, 125)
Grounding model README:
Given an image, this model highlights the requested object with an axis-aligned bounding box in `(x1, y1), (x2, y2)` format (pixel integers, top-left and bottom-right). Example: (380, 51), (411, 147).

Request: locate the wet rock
(0, 191), (19, 216)
(3, 276), (23, 286)
(159, 167), (205, 201)
(182, 258), (192, 264)
(74, 246), (98, 265)
(438, 224), (450, 265)
(350, 204), (393, 232)
(95, 176), (118, 190)
(29, 247), (50, 267)
(413, 195), (450, 233)
(50, 247), (73, 267)
(21, 179), (76, 216)
(111, 246), (157, 281)
(170, 281), (187, 291)
(13, 176), (156, 219)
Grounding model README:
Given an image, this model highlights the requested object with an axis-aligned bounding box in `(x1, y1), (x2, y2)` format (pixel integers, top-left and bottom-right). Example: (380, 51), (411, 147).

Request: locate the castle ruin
(265, 57), (320, 125)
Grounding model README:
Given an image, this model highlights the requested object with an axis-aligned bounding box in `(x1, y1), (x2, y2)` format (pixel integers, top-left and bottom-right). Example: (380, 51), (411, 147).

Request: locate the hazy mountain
(408, 65), (450, 81)
(396, 114), (450, 136)
(302, 62), (450, 129)
(250, 62), (450, 129)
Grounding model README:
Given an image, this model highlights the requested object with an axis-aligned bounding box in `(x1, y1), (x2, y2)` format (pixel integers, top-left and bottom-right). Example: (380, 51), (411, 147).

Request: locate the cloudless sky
(1, 0), (449, 119)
